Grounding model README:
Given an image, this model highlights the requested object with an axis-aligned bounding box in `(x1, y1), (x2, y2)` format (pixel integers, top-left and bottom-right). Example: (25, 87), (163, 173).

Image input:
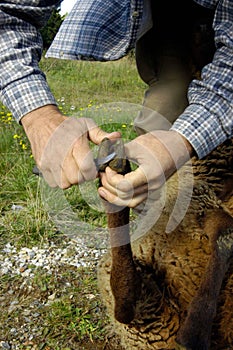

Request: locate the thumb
(85, 119), (121, 145)
(90, 127), (121, 145)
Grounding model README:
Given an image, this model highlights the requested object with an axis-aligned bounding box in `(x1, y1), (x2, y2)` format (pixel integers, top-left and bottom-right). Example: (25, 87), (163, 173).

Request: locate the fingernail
(98, 189), (106, 198)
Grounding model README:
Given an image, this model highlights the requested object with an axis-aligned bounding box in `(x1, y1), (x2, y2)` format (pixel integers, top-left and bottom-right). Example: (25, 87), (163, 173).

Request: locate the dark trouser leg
(134, 0), (215, 135)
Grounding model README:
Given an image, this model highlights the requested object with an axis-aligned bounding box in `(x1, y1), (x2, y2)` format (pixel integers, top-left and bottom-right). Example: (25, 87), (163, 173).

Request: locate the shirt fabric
(0, 1), (61, 121)
(46, 0), (145, 61)
(0, 0), (232, 159)
(171, 0), (233, 158)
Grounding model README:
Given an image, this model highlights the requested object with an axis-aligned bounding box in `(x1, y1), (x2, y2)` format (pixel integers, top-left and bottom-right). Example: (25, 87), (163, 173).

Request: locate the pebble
(11, 204), (24, 211)
(0, 235), (109, 349)
(0, 342), (11, 350)
(0, 237), (108, 278)
(48, 292), (56, 301)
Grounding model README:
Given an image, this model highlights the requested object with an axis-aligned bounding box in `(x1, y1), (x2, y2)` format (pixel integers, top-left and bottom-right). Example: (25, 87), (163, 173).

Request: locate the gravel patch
(0, 235), (108, 278)
(0, 234), (110, 350)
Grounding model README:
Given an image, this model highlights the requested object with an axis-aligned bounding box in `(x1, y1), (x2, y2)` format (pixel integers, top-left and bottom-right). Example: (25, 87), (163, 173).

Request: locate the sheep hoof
(112, 276), (141, 324)
(114, 301), (136, 324)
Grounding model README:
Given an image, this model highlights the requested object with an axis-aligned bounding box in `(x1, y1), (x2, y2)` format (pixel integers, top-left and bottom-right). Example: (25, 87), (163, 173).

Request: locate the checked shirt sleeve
(171, 0), (233, 159)
(0, 1), (61, 122)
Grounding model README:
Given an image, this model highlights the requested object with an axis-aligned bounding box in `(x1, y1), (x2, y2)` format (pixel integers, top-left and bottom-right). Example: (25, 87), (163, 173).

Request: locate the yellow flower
(13, 134), (20, 139)
(121, 124), (127, 128)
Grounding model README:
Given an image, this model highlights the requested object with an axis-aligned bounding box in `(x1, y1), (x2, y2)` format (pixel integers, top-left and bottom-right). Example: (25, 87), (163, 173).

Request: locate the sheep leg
(103, 201), (141, 324)
(176, 209), (233, 350)
(175, 246), (228, 350)
(98, 138), (141, 324)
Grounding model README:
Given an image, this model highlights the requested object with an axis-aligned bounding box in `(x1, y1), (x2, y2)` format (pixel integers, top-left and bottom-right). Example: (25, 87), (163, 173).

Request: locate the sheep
(97, 137), (233, 350)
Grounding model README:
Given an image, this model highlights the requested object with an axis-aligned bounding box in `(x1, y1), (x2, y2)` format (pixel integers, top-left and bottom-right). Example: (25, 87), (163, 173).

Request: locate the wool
(98, 138), (233, 350)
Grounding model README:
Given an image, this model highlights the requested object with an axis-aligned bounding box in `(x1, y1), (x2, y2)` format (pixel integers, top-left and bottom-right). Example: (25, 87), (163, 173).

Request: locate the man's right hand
(21, 105), (121, 188)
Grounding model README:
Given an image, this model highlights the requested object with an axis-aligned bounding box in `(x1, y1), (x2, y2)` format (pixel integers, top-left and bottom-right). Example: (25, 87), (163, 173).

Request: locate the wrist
(21, 105), (67, 130)
(150, 130), (194, 169)
(176, 132), (195, 158)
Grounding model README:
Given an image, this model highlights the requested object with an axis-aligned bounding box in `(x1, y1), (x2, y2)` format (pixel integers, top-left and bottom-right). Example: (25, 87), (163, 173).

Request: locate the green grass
(40, 54), (146, 112)
(0, 55), (145, 349)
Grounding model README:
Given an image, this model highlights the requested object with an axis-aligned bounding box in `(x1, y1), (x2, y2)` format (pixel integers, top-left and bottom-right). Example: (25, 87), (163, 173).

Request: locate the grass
(40, 54), (145, 111)
(0, 55), (146, 349)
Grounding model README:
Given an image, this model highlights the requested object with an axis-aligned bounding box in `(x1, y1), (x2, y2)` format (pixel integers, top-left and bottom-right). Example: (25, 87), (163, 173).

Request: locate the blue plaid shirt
(46, 0), (145, 61)
(0, 0), (232, 159)
(171, 0), (233, 158)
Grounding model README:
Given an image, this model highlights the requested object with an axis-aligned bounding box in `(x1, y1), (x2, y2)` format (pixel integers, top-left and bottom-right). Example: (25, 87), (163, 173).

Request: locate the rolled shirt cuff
(1, 75), (57, 122)
(171, 103), (229, 159)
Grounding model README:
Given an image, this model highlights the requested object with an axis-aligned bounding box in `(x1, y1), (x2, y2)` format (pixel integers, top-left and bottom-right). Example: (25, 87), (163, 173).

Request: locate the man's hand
(98, 130), (194, 208)
(21, 105), (121, 188)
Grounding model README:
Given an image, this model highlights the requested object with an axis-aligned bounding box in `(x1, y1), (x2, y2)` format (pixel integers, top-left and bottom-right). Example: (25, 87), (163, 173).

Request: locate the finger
(47, 163), (71, 189)
(61, 156), (80, 188)
(72, 140), (97, 183)
(104, 131), (122, 142)
(98, 186), (148, 208)
(42, 169), (59, 188)
(104, 166), (148, 191)
(85, 118), (121, 145)
(100, 170), (148, 199)
(41, 151), (80, 189)
(101, 167), (125, 187)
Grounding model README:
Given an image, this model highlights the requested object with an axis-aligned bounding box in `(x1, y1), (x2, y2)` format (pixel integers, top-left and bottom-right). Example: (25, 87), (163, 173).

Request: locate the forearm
(171, 13), (233, 158)
(0, 1), (61, 122)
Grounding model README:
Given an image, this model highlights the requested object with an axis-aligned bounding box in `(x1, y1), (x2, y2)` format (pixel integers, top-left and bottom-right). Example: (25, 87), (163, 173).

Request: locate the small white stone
(48, 292), (56, 301)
